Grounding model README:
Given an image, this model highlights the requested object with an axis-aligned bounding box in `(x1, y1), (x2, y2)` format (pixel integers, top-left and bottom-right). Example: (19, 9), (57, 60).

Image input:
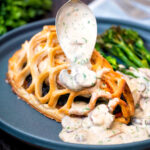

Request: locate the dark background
(46, 0), (92, 18)
(0, 1), (92, 150)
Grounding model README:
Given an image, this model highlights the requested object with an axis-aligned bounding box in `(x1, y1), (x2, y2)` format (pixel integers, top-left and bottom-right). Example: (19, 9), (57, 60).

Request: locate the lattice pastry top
(7, 25), (134, 124)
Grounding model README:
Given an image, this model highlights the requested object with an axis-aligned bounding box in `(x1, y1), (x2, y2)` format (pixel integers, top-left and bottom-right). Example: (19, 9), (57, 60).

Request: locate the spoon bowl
(55, 0), (97, 91)
(55, 0), (97, 63)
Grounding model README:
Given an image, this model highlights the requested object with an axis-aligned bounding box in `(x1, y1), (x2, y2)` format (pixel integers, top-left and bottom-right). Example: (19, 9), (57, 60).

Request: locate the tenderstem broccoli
(96, 26), (150, 69)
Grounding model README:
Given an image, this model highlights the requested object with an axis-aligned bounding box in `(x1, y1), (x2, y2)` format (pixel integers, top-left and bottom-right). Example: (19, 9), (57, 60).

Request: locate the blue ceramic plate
(0, 18), (150, 150)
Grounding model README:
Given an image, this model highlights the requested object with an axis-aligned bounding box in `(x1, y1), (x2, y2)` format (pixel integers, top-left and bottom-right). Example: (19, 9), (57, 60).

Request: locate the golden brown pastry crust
(7, 25), (134, 123)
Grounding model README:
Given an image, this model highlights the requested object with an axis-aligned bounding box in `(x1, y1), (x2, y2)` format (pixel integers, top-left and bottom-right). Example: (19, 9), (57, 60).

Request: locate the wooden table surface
(0, 1), (93, 150)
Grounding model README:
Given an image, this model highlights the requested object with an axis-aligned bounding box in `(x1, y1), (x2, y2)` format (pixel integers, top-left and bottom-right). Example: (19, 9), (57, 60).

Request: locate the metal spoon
(55, 0), (97, 91)
(55, 0), (97, 63)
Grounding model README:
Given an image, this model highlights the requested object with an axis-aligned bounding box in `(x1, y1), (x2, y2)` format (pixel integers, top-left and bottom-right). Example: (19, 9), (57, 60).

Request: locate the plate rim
(1, 17), (150, 42)
(0, 17), (150, 150)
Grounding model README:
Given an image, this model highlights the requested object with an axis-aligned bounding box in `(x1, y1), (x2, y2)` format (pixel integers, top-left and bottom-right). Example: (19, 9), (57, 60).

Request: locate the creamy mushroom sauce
(59, 68), (150, 145)
(57, 1), (97, 91)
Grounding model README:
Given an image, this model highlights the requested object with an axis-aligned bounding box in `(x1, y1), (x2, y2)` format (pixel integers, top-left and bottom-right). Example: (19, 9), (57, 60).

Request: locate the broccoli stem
(96, 26), (150, 69)
(135, 39), (150, 64)
(95, 43), (118, 70)
(118, 42), (149, 68)
(95, 43), (138, 78)
(105, 44), (137, 68)
(118, 68), (138, 78)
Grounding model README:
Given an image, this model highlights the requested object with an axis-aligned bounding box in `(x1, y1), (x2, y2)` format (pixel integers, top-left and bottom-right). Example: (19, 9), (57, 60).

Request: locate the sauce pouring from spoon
(56, 0), (97, 91)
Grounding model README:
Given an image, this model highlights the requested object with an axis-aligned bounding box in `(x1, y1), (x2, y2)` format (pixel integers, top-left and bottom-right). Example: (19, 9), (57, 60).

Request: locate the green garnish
(98, 141), (103, 144)
(74, 8), (79, 11)
(65, 26), (67, 34)
(91, 82), (95, 86)
(112, 130), (116, 134)
(82, 37), (88, 43)
(79, 58), (89, 65)
(144, 77), (150, 82)
(102, 83), (106, 87)
(67, 12), (70, 16)
(83, 107), (90, 111)
(136, 126), (139, 132)
(135, 103), (140, 109)
(83, 73), (86, 79)
(74, 57), (78, 63)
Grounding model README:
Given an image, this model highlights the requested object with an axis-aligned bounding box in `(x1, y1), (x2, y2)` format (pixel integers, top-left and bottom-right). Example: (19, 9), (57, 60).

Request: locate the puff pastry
(7, 25), (134, 123)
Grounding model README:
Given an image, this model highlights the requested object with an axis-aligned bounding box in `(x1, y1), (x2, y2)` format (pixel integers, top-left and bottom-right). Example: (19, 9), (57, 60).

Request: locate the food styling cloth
(89, 0), (150, 27)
